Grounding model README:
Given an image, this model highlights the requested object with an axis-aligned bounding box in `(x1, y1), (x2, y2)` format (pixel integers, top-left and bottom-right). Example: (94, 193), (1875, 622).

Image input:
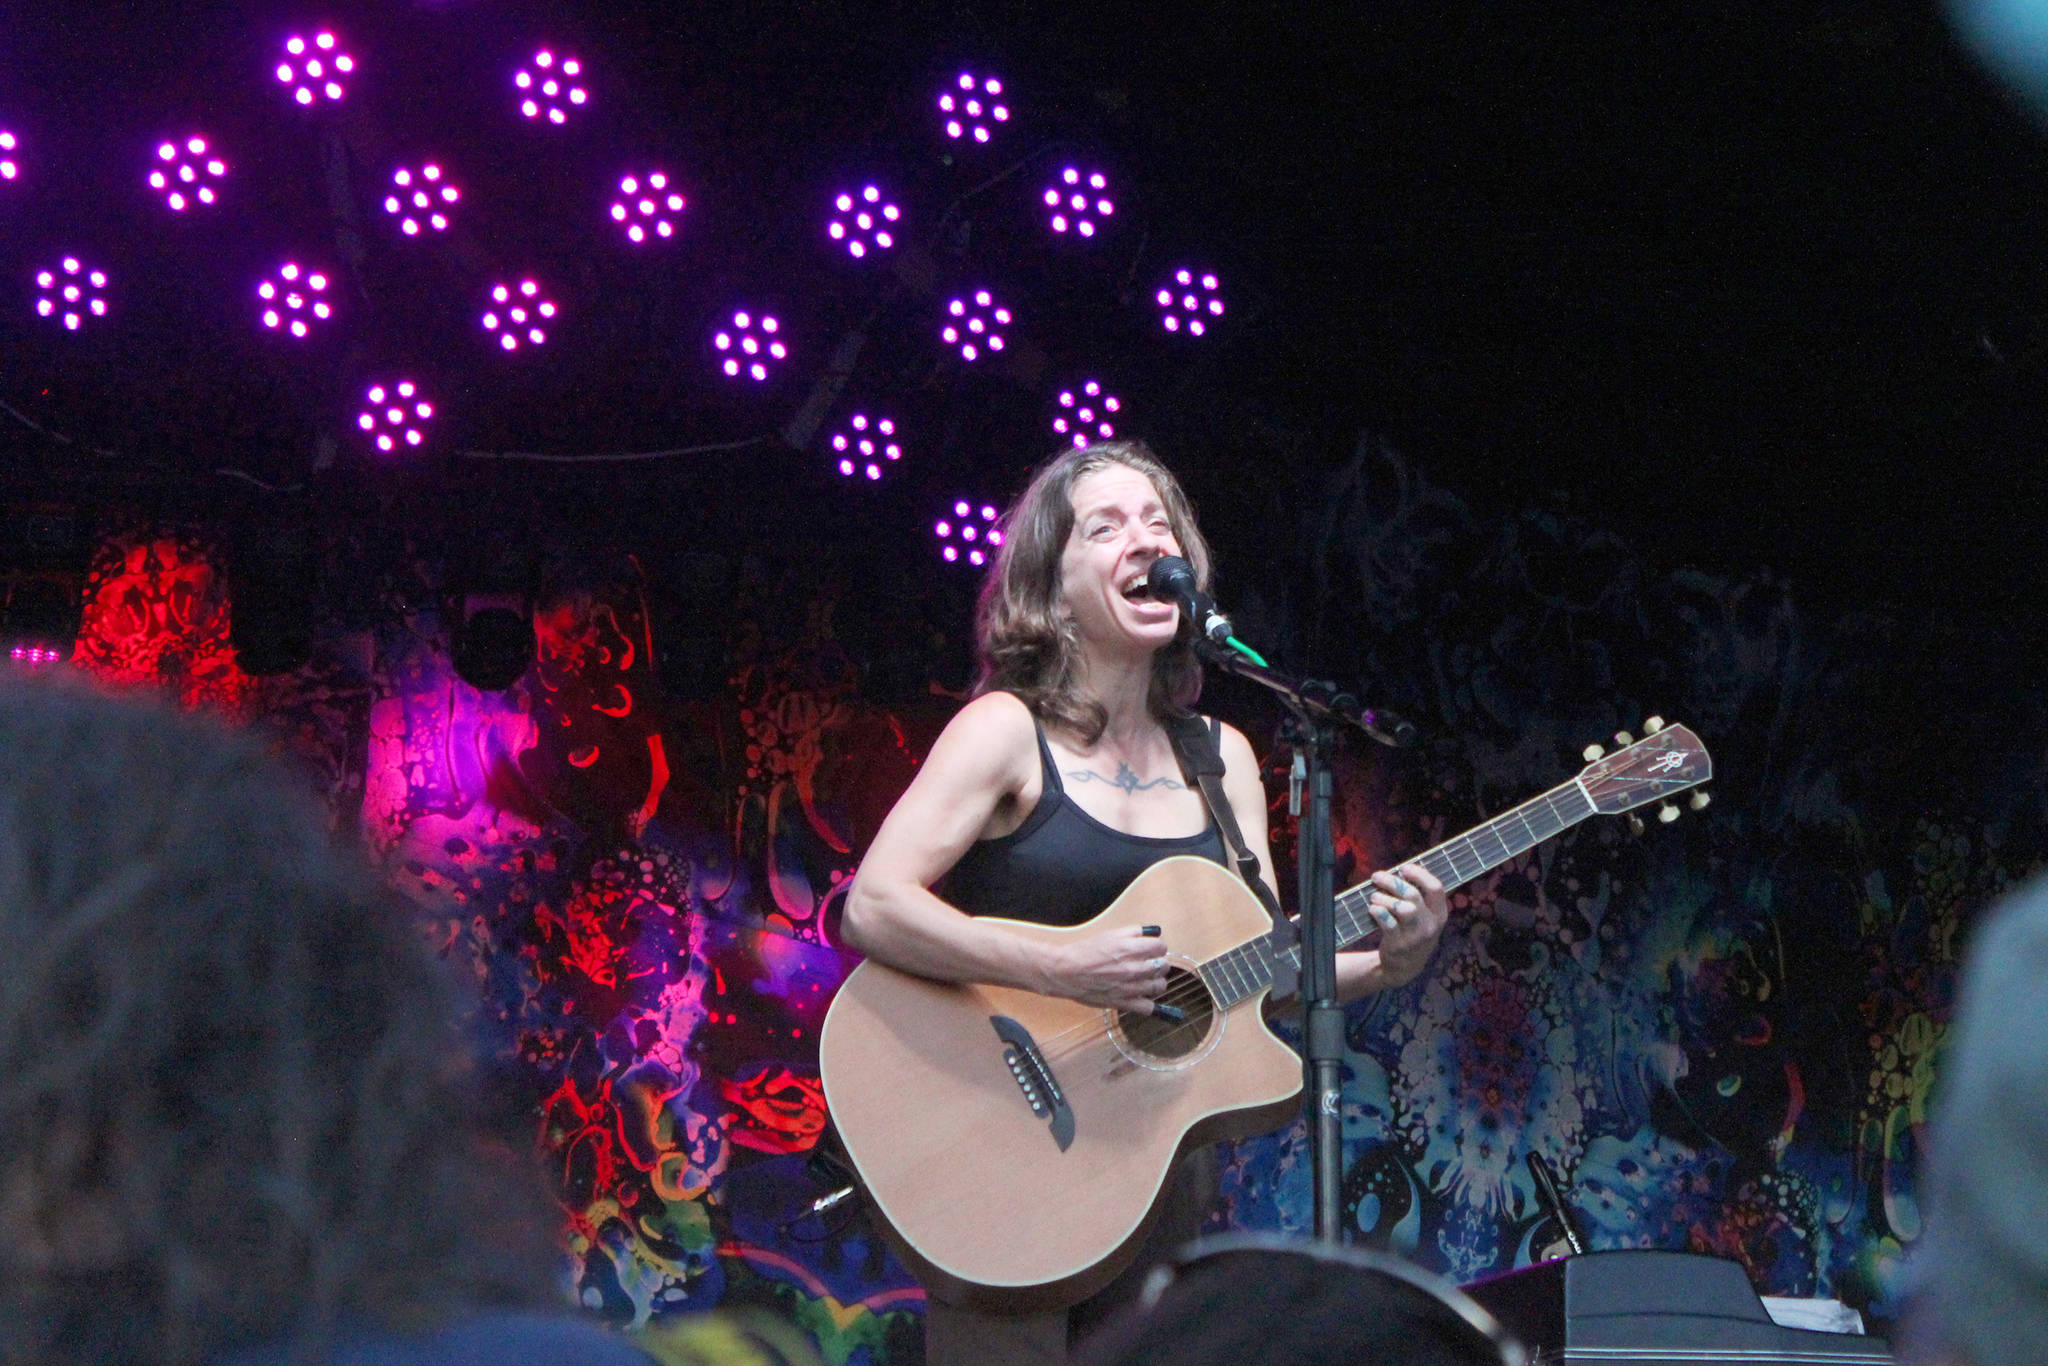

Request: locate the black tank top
(939, 711), (1230, 926)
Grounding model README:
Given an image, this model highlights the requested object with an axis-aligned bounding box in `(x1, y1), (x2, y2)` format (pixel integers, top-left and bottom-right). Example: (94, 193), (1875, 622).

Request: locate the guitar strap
(1166, 715), (1299, 987)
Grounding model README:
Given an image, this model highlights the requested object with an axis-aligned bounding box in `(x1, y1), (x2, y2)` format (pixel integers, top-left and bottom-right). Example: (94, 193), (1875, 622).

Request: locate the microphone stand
(1193, 635), (1408, 1246)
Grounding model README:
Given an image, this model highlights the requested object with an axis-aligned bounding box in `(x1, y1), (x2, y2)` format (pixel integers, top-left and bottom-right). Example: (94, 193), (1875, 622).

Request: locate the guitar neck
(1199, 776), (1598, 1011)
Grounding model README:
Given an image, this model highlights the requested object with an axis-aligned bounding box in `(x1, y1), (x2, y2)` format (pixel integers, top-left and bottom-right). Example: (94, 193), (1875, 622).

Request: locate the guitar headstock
(1578, 718), (1712, 818)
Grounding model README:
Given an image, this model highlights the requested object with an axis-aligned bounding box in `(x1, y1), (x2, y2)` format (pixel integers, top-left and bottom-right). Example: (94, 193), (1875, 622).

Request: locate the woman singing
(842, 441), (1451, 1366)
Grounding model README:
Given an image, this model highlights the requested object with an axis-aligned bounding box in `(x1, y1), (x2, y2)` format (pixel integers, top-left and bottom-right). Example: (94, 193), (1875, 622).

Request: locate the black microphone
(1525, 1152), (1587, 1256)
(1146, 556), (1234, 644)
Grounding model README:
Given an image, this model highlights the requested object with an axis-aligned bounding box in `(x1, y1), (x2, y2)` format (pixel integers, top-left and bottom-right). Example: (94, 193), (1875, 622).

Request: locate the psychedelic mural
(70, 526), (252, 711)
(67, 525), (369, 814)
(1209, 446), (2045, 1331)
(38, 471), (2046, 1360)
(357, 568), (925, 1362)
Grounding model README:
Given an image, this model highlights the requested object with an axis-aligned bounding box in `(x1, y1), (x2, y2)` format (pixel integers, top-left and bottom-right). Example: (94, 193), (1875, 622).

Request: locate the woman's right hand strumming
(1034, 925), (1173, 1013)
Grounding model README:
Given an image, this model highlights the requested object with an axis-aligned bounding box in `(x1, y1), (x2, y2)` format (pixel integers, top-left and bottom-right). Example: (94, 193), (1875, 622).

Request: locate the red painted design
(70, 529), (251, 710)
(716, 1063), (827, 1154)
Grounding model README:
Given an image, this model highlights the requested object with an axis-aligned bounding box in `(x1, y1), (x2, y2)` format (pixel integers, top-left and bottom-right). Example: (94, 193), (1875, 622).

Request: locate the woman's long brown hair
(974, 441), (1215, 745)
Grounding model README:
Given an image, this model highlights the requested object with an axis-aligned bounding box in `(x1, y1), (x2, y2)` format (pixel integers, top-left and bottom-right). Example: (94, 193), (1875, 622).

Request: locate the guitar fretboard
(1196, 778), (1596, 1011)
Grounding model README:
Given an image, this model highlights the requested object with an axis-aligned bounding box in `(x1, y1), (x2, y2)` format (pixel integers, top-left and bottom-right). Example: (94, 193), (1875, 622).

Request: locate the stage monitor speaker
(1462, 1249), (1892, 1366)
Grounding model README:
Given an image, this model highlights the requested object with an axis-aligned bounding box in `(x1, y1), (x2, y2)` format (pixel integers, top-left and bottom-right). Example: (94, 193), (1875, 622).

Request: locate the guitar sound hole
(1116, 967), (1215, 1060)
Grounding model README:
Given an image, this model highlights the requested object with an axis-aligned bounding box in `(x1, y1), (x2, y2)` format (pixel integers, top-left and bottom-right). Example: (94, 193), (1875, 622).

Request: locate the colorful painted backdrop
(58, 449), (2044, 1361)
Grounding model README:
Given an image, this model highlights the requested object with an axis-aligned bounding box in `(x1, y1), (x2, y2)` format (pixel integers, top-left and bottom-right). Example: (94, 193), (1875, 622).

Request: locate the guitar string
(1014, 773), (1695, 1067)
(1020, 781), (1611, 1066)
(1026, 773), (1705, 1075)
(1021, 831), (1477, 1066)
(1021, 877), (1393, 1062)
(1027, 886), (1382, 1067)
(1032, 984), (1217, 1067)
(1027, 943), (1282, 1065)
(967, 773), (1703, 1108)
(1035, 886), (1381, 1066)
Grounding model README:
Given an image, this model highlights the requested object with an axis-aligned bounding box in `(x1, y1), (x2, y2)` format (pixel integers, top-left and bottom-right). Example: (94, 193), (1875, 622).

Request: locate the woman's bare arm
(842, 692), (1172, 1011)
(1216, 723), (1448, 1003)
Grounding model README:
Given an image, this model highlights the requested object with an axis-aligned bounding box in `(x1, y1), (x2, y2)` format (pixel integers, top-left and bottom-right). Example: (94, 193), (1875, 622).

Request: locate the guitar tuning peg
(1627, 813), (1645, 836)
(1658, 802), (1680, 824)
(1614, 731), (1634, 747)
(1689, 790), (1711, 811)
(1582, 743), (1606, 762)
(1644, 716), (1665, 733)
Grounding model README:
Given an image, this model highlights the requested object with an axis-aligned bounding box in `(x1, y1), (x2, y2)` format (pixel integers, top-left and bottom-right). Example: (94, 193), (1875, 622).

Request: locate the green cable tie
(1225, 636), (1268, 667)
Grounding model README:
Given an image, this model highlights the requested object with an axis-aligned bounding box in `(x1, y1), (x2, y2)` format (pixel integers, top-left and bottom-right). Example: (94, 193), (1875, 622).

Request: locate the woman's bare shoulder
(926, 690), (1040, 780)
(949, 689), (1037, 739)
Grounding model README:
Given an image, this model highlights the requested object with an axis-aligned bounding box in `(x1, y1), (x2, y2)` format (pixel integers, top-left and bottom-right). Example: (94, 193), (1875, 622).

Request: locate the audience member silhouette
(1907, 874), (2048, 1366)
(0, 676), (651, 1366)
(1071, 1233), (1523, 1366)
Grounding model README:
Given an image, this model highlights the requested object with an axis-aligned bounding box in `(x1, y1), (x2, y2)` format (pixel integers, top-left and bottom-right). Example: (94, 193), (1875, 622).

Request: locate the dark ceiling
(1, 0), (2045, 620)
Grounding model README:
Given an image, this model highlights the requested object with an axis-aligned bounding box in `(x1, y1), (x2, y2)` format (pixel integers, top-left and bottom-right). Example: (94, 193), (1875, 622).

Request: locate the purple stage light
(933, 500), (1004, 567)
(276, 31), (354, 105)
(937, 72), (1009, 144)
(357, 379), (435, 454)
(481, 279), (557, 351)
(712, 310), (788, 382)
(1052, 379), (1121, 447)
(1, 130), (19, 181)
(610, 171), (685, 244)
(256, 261), (334, 338)
(514, 49), (588, 125)
(33, 258), (110, 331)
(384, 162), (460, 236)
(8, 644), (63, 666)
(940, 290), (1011, 362)
(148, 136), (226, 211)
(827, 412), (902, 480)
(1043, 166), (1113, 237)
(826, 184), (900, 258)
(1156, 267), (1226, 336)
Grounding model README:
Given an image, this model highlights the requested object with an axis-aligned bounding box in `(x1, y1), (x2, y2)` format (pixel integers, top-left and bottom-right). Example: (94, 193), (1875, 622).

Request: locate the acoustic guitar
(819, 721), (1712, 1310)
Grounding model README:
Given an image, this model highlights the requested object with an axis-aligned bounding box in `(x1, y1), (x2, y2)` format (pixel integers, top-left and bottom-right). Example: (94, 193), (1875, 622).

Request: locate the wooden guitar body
(819, 856), (1301, 1311)
(819, 721), (1712, 1311)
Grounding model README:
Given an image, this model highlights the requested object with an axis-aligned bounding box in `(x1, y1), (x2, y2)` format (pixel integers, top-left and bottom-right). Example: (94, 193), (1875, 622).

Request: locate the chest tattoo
(1066, 762), (1187, 795)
